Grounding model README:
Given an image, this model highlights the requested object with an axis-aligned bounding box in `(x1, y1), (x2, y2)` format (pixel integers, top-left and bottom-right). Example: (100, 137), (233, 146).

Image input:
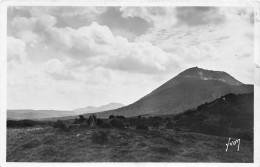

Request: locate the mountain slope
(94, 67), (253, 118)
(175, 93), (254, 140)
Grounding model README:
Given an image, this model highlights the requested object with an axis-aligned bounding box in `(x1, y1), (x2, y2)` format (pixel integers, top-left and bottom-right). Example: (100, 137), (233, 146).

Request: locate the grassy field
(7, 125), (253, 162)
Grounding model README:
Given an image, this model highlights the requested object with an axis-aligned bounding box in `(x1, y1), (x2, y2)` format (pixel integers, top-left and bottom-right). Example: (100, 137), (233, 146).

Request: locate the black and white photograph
(2, 1), (260, 164)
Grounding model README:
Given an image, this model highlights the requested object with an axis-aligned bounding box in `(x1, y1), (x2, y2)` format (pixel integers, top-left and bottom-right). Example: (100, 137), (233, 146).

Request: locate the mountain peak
(177, 67), (243, 86)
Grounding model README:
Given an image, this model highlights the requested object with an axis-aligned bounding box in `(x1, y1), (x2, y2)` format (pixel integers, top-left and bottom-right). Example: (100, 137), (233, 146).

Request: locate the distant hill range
(7, 103), (124, 120)
(7, 67), (253, 120)
(73, 103), (124, 115)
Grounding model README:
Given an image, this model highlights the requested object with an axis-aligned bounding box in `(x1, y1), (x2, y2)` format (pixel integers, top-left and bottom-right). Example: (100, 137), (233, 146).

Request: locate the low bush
(91, 130), (108, 144)
(109, 118), (125, 129)
(88, 114), (97, 127)
(115, 115), (126, 120)
(7, 120), (38, 128)
(96, 118), (103, 126)
(165, 121), (174, 129)
(125, 123), (130, 129)
(52, 120), (69, 131)
(74, 115), (86, 125)
(79, 122), (89, 128)
(173, 114), (183, 121)
(152, 121), (160, 128)
(100, 121), (112, 128)
(79, 115), (85, 121)
(137, 115), (143, 119)
(136, 124), (148, 130)
(152, 116), (163, 121)
(109, 115), (115, 119)
(164, 117), (172, 122)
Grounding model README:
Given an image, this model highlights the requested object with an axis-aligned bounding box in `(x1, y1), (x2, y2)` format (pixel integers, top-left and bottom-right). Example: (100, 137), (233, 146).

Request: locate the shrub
(79, 122), (89, 128)
(87, 118), (91, 126)
(7, 120), (37, 128)
(109, 115), (115, 119)
(136, 124), (148, 130)
(88, 114), (97, 127)
(92, 114), (97, 122)
(125, 122), (130, 129)
(96, 118), (103, 127)
(79, 115), (85, 120)
(164, 117), (172, 122)
(174, 113), (184, 121)
(74, 115), (86, 125)
(52, 120), (69, 131)
(100, 121), (112, 128)
(91, 130), (108, 144)
(115, 115), (126, 120)
(109, 118), (125, 129)
(137, 115), (142, 119)
(165, 121), (174, 129)
(79, 115), (86, 122)
(153, 116), (163, 121)
(152, 121), (160, 128)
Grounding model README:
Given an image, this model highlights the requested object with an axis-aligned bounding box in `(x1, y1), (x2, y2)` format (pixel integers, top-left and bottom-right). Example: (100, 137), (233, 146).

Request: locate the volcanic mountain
(94, 67), (253, 118)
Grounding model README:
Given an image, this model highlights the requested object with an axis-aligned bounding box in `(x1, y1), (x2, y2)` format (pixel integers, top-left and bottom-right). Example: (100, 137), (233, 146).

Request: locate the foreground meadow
(7, 125), (253, 162)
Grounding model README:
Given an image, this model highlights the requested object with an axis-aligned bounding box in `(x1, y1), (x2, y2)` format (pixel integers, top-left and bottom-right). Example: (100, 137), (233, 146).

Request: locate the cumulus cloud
(9, 12), (181, 76)
(7, 36), (26, 62)
(103, 41), (181, 74)
(98, 7), (151, 39)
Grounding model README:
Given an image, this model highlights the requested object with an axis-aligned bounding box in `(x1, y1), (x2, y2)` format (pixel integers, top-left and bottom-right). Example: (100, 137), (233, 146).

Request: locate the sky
(7, 6), (254, 110)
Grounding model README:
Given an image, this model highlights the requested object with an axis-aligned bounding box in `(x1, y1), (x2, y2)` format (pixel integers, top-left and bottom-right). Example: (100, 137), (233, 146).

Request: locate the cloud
(103, 41), (181, 74)
(119, 7), (226, 28)
(44, 59), (73, 80)
(98, 7), (151, 39)
(120, 7), (177, 28)
(164, 43), (219, 62)
(175, 7), (225, 26)
(9, 12), (182, 76)
(9, 6), (107, 19)
(7, 36), (26, 62)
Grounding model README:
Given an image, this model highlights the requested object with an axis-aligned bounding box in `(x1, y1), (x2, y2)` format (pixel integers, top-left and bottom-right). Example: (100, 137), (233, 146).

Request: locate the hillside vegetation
(7, 125), (253, 162)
